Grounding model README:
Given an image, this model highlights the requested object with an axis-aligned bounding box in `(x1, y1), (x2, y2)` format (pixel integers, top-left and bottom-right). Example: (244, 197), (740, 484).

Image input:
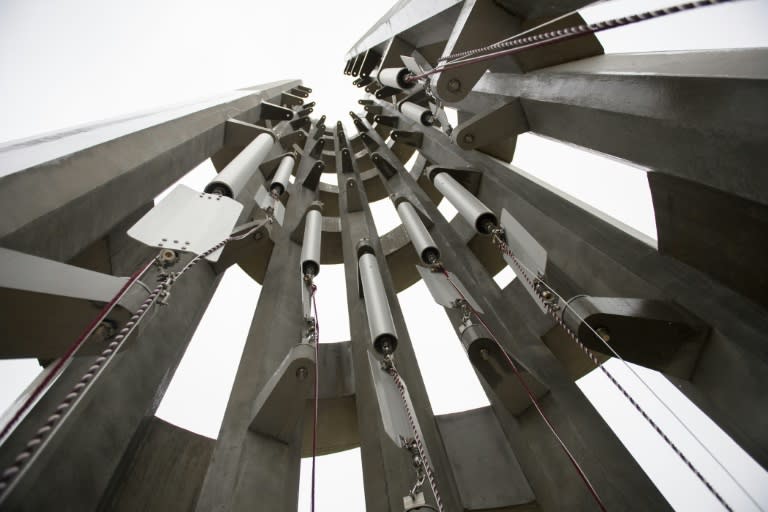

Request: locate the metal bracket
(371, 152), (397, 179)
(451, 100), (529, 152)
(280, 92), (304, 107)
(367, 352), (412, 447)
(415, 266), (483, 313)
(279, 130), (307, 152)
(360, 133), (379, 151)
(341, 148), (354, 174)
(358, 99), (375, 106)
(302, 161), (325, 191)
(308, 138), (325, 159)
(462, 323), (549, 416)
(375, 86), (401, 99)
(375, 115), (399, 128)
(249, 344), (316, 443)
(289, 87), (309, 98)
(365, 82), (382, 95)
(260, 101), (294, 121)
(127, 184), (243, 262)
(296, 106), (314, 118)
(364, 105), (383, 116)
(358, 48), (382, 79)
(345, 178), (363, 213)
(290, 116), (312, 131)
(391, 130), (423, 149)
(355, 77), (374, 88)
(353, 117), (369, 133)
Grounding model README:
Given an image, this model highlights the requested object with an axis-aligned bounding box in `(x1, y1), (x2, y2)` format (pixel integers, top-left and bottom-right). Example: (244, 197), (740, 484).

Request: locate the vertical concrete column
(194, 123), (320, 512)
(360, 118), (670, 510)
(334, 125), (463, 511)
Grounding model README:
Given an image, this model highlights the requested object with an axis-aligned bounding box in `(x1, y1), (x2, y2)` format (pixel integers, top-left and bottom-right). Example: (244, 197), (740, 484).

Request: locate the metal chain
(408, 0), (736, 82)
(0, 221), (267, 502)
(384, 358), (444, 512)
(491, 233), (734, 512)
(308, 280), (320, 512)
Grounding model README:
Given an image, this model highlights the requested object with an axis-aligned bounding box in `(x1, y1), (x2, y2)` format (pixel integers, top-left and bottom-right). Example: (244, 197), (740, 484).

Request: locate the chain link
(384, 358), (444, 512)
(407, 0), (736, 83)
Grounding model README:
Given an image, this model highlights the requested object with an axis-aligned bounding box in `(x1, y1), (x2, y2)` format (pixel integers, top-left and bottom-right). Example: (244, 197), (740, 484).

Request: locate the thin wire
(310, 282), (320, 512)
(0, 220), (268, 502)
(492, 235), (736, 511)
(499, 247), (762, 511)
(438, 266), (607, 511)
(406, 0), (737, 83)
(0, 258), (155, 444)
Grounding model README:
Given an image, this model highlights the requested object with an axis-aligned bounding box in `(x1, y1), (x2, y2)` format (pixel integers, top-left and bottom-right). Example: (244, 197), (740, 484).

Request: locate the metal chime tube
(430, 169), (497, 234)
(357, 242), (398, 355)
(204, 132), (274, 198)
(377, 67), (414, 90)
(395, 199), (440, 264)
(301, 206), (322, 277)
(270, 154), (295, 195)
(400, 101), (434, 126)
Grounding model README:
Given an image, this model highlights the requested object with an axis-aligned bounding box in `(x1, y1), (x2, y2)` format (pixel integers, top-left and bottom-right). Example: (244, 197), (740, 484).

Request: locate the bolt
(480, 348), (490, 361)
(296, 367), (308, 381)
(447, 78), (461, 92)
(596, 327), (611, 342)
(541, 290), (554, 301)
(463, 134), (475, 144)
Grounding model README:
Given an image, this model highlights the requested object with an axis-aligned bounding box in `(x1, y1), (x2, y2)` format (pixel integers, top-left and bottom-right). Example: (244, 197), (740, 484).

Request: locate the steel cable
(0, 219), (268, 502)
(437, 266), (607, 511)
(406, 0), (738, 83)
(491, 234), (735, 511)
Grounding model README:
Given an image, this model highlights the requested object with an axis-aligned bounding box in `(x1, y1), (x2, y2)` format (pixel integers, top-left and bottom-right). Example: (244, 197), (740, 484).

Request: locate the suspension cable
(0, 219), (268, 502)
(491, 234), (736, 511)
(309, 281), (320, 512)
(384, 357), (445, 512)
(436, 265), (607, 511)
(406, 0), (738, 83)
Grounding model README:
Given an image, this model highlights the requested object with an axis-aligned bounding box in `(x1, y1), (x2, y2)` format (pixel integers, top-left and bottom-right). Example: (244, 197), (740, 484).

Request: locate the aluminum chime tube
(377, 67), (414, 90)
(429, 168), (498, 234)
(270, 154), (296, 196)
(394, 197), (441, 264)
(300, 204), (322, 277)
(399, 102), (434, 126)
(357, 240), (398, 355)
(204, 132), (274, 199)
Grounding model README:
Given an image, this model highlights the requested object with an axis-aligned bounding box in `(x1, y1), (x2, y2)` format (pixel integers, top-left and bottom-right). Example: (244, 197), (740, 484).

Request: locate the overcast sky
(1, 0), (767, 510)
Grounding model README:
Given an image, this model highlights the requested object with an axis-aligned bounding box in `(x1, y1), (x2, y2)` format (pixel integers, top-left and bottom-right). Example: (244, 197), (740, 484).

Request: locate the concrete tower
(0, 1), (766, 511)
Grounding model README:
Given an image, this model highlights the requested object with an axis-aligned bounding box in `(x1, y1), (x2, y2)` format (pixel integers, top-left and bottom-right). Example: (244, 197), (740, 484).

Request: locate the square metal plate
(127, 184), (243, 262)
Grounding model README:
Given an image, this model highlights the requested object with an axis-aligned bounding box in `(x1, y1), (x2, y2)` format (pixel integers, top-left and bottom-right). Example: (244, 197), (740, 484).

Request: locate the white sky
(1, 0), (767, 510)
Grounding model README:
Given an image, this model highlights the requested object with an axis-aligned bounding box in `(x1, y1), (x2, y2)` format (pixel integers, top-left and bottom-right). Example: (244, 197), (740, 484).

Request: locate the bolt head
(447, 78), (461, 92)
(463, 134), (475, 144)
(296, 367), (308, 381)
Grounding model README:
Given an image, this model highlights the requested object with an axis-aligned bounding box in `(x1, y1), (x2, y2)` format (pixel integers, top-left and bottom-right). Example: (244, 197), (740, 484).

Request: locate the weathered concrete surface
(0, 213), (220, 511)
(194, 121), (320, 512)
(382, 102), (768, 471)
(98, 418), (214, 512)
(360, 116), (669, 510)
(0, 80), (298, 264)
(334, 123), (463, 512)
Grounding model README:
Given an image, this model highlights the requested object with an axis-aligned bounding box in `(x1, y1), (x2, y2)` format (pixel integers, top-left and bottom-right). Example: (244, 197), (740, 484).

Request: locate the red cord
(0, 258), (155, 442)
(439, 267), (607, 511)
(310, 283), (320, 512)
